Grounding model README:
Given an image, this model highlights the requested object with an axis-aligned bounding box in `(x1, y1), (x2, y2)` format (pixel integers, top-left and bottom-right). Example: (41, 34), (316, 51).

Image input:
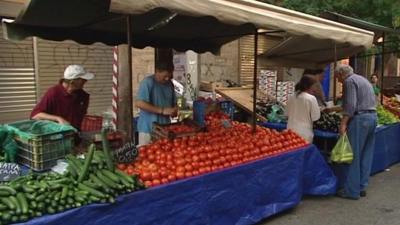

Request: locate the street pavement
(259, 163), (400, 225)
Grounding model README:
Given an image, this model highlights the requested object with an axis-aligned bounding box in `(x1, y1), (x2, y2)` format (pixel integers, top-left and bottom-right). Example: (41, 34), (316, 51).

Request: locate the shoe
(360, 190), (367, 197)
(336, 189), (359, 200)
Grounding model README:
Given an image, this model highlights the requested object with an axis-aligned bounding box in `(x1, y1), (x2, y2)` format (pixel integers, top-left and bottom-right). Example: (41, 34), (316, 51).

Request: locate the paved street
(259, 164), (400, 225)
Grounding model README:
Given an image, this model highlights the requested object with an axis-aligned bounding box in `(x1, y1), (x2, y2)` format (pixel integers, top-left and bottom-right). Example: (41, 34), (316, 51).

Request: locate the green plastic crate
(6, 120), (77, 171)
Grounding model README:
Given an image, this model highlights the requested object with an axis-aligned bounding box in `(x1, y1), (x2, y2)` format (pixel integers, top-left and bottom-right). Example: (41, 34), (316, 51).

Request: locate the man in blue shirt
(136, 62), (178, 146)
(335, 64), (377, 200)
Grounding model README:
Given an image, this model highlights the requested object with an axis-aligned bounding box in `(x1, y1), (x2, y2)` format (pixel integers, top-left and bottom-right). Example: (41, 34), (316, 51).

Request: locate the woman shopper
(286, 75), (321, 143)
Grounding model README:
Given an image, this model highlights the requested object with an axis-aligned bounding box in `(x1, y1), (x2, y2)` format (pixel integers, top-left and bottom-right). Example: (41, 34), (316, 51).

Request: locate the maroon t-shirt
(31, 84), (89, 130)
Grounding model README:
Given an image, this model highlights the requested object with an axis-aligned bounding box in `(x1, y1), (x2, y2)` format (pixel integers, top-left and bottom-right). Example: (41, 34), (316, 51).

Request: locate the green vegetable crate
(6, 120), (77, 171)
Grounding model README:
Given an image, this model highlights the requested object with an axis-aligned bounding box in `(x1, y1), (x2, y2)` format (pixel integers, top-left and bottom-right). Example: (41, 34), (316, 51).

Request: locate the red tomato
(152, 179), (161, 186)
(117, 163), (127, 171)
(144, 180), (152, 187)
(167, 174), (177, 182)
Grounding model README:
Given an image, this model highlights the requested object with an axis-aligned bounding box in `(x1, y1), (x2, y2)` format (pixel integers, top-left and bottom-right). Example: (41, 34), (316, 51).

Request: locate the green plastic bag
(330, 133), (353, 164)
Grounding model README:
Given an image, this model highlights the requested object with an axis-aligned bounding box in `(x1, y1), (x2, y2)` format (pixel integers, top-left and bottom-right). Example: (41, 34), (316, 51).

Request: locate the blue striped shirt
(343, 74), (376, 117)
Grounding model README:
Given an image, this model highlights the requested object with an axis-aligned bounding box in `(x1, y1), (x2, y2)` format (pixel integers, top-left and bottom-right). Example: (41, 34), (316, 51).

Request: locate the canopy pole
(333, 43), (337, 104)
(117, 15), (134, 141)
(127, 15), (134, 141)
(380, 33), (385, 105)
(252, 31), (258, 133)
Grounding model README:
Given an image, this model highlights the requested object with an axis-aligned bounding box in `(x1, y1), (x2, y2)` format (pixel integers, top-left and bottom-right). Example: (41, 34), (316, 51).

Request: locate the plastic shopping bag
(330, 133), (353, 164)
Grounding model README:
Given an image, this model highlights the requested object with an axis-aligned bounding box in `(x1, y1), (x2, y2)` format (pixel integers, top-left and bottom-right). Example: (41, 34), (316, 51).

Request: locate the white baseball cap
(64, 65), (94, 80)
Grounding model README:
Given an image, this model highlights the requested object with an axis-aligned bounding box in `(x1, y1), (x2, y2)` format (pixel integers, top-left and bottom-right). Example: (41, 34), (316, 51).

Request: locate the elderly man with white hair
(335, 64), (377, 200)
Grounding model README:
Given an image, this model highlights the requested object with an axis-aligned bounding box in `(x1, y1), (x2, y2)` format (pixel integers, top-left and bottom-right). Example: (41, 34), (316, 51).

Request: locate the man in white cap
(31, 65), (94, 130)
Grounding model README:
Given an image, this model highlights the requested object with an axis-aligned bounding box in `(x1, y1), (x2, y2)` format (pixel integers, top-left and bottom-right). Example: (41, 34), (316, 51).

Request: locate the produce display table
(260, 122), (338, 138)
(17, 145), (336, 225)
(332, 123), (400, 186)
(260, 122), (338, 156)
(370, 123), (400, 174)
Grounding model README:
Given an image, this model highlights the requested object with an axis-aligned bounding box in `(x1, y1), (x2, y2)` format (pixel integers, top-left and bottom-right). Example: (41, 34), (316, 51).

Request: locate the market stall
(17, 145), (336, 225)
(0, 0), (376, 224)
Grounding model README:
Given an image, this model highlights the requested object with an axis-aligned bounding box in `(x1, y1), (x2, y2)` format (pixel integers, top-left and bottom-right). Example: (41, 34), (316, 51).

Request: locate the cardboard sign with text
(0, 162), (21, 182)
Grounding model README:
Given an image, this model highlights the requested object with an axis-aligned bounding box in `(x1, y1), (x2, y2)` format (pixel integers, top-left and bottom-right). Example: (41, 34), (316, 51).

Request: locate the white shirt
(285, 92), (321, 143)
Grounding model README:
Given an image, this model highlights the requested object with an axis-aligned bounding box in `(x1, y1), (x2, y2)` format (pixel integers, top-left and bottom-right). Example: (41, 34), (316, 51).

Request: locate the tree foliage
(258, 0), (400, 29)
(257, 0), (400, 52)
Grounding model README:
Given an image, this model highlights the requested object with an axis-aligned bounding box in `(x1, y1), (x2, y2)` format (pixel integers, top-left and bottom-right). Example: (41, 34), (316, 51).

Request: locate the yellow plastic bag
(330, 133), (353, 164)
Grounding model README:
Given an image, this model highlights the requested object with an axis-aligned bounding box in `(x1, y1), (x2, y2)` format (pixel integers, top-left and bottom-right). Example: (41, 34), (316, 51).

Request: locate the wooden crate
(151, 119), (203, 141)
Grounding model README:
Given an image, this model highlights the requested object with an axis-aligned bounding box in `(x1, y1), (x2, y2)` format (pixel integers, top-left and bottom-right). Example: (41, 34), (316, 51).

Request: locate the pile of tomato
(118, 119), (307, 187)
(164, 124), (196, 133)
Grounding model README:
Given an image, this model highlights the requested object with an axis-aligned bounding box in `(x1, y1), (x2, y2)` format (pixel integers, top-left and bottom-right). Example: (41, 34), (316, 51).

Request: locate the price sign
(0, 162), (21, 182)
(113, 142), (138, 163)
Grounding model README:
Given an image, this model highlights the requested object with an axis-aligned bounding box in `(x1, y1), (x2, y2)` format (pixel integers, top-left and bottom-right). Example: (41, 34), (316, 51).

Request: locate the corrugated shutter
(0, 26), (35, 124)
(36, 39), (113, 115)
(239, 35), (283, 85)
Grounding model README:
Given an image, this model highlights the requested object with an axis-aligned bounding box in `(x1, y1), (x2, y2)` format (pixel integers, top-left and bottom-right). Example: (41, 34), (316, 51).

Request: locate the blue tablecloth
(260, 122), (338, 139)
(17, 145), (336, 225)
(370, 123), (400, 174)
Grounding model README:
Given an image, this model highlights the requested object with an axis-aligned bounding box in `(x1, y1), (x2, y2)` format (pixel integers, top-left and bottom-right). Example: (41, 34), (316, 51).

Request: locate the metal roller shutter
(239, 35), (283, 85)
(0, 26), (35, 124)
(36, 39), (113, 115)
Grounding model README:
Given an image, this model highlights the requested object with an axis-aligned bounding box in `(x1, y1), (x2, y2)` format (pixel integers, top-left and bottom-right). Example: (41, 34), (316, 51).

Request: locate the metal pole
(252, 31), (258, 133)
(127, 15), (134, 141)
(333, 44), (337, 104)
(380, 33), (385, 105)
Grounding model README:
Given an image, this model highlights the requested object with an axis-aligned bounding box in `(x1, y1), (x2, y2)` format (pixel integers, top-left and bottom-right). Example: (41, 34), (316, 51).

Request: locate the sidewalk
(259, 164), (400, 225)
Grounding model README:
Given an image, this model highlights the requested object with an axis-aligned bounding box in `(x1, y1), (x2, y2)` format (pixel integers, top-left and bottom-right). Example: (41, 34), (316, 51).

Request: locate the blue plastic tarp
(371, 123), (400, 174)
(330, 123), (400, 187)
(16, 145), (336, 225)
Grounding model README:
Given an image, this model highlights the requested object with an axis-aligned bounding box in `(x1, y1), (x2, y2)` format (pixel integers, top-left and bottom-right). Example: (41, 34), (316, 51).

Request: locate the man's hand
(339, 115), (350, 135)
(56, 116), (70, 125)
(339, 123), (347, 135)
(163, 107), (178, 117)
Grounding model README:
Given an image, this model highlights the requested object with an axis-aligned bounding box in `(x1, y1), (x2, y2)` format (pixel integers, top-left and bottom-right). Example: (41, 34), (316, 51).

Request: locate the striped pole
(112, 46), (119, 130)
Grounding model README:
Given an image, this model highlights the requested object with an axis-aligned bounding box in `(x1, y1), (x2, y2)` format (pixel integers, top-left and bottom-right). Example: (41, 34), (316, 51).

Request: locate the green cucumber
(25, 193), (36, 200)
(82, 180), (100, 190)
(78, 183), (106, 198)
(61, 186), (69, 199)
(2, 212), (11, 222)
(101, 129), (114, 171)
(57, 205), (65, 212)
(89, 174), (110, 191)
(9, 196), (21, 215)
(11, 215), (18, 223)
(96, 171), (119, 189)
(16, 193), (28, 214)
(0, 186), (16, 195)
(67, 197), (74, 205)
(37, 202), (45, 211)
(35, 194), (46, 202)
(101, 169), (121, 183)
(49, 183), (63, 191)
(89, 195), (101, 202)
(74, 195), (86, 203)
(47, 206), (56, 214)
(78, 144), (96, 183)
(0, 204), (7, 210)
(115, 170), (135, 184)
(19, 214), (28, 222)
(54, 192), (61, 202)
(22, 184), (35, 193)
(75, 190), (89, 196)
(30, 201), (37, 209)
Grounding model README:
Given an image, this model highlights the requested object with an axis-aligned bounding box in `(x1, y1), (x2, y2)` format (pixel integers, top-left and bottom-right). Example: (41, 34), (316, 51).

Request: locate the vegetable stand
(261, 122), (400, 183)
(15, 145), (336, 225)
